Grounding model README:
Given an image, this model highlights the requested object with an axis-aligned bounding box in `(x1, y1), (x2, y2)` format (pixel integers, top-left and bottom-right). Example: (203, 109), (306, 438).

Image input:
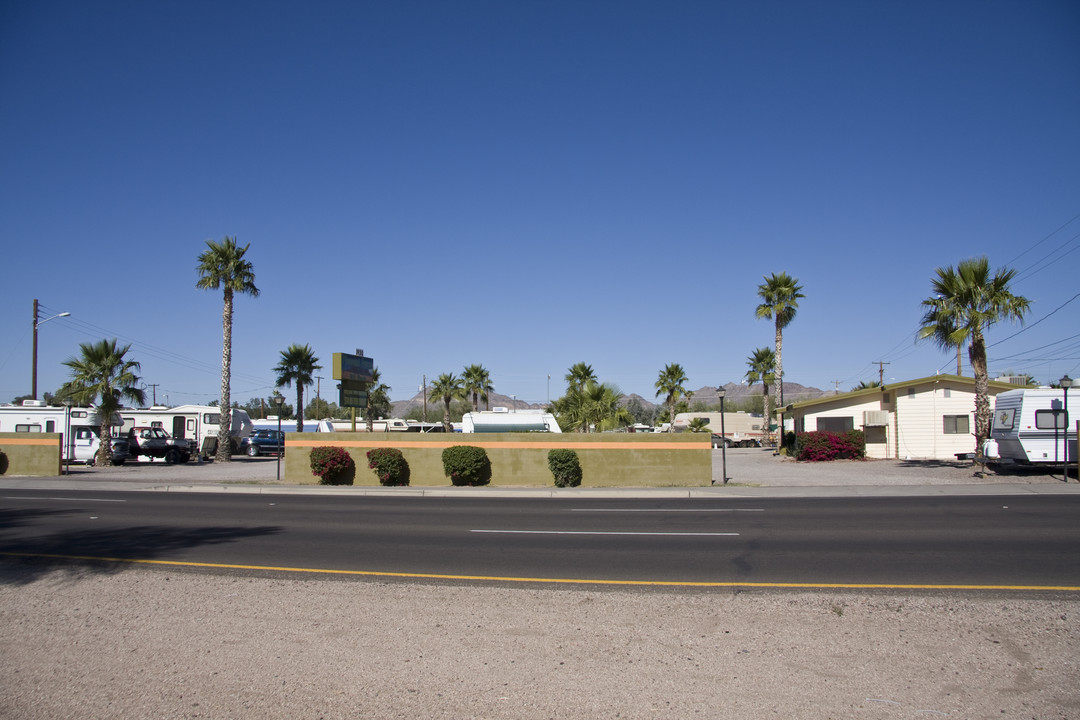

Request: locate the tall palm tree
(582, 381), (632, 433)
(365, 367), (392, 430)
(274, 344), (321, 434)
(196, 237), (259, 462)
(755, 272), (804, 442)
(564, 362), (597, 393)
(744, 347), (776, 421)
(918, 256), (1030, 455)
(58, 339), (145, 466)
(428, 372), (464, 432)
(462, 364), (494, 412)
(655, 363), (689, 433)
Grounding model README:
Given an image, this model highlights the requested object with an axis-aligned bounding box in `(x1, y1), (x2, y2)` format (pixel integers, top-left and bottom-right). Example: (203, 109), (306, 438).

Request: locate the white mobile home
(672, 411), (764, 446)
(460, 409), (561, 433)
(0, 400), (122, 464)
(118, 405), (253, 457)
(786, 375), (1016, 460)
(983, 388), (1077, 466)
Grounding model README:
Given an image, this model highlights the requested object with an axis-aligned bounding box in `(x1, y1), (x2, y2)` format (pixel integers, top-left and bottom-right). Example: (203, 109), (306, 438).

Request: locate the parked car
(240, 429), (285, 457)
(711, 433), (736, 449)
(126, 426), (196, 464)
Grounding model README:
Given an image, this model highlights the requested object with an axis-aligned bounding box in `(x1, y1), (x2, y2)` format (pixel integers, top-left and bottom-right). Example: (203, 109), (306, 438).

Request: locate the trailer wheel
(165, 448), (180, 465)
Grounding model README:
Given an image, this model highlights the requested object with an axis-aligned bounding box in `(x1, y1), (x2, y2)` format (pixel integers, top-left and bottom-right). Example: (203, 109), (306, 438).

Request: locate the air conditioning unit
(863, 411), (889, 427)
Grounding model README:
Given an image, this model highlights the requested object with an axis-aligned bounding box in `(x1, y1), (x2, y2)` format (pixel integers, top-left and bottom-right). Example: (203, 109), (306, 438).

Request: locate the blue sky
(2, 0), (1078, 407)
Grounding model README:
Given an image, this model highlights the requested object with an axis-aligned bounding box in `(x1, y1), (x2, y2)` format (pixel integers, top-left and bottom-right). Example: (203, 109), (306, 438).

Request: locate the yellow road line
(2, 551), (1078, 591)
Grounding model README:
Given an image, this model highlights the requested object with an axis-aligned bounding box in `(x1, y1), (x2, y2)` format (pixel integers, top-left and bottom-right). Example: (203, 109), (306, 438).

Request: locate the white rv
(314, 418), (413, 432)
(983, 388), (1077, 466)
(672, 411), (764, 447)
(460, 408), (561, 433)
(0, 400), (124, 464)
(118, 404), (253, 458)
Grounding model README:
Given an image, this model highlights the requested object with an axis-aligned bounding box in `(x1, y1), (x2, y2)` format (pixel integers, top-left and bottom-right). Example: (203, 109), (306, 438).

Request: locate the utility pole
(315, 375), (323, 409)
(833, 380), (841, 393)
(875, 361), (891, 385)
(147, 384), (159, 405)
(422, 375), (428, 423)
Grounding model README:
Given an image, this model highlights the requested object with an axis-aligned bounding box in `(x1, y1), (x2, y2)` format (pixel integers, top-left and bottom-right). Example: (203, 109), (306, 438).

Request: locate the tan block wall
(283, 432), (711, 487)
(0, 433), (61, 476)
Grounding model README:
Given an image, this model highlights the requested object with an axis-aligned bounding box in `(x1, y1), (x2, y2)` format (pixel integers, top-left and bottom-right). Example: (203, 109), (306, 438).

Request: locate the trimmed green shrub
(796, 431), (866, 462)
(366, 447), (410, 486)
(547, 448), (582, 488)
(441, 445), (491, 486)
(309, 446), (356, 485)
(0, 449), (7, 475)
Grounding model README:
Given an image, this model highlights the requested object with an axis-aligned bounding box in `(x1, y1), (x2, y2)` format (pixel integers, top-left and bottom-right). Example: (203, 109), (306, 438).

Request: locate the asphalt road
(3, 490), (1079, 589)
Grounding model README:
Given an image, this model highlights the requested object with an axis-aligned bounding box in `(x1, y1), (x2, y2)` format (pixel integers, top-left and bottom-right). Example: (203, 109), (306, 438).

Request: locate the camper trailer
(118, 405), (253, 459)
(983, 388), (1077, 466)
(460, 408), (561, 433)
(671, 411), (764, 447)
(0, 400), (125, 464)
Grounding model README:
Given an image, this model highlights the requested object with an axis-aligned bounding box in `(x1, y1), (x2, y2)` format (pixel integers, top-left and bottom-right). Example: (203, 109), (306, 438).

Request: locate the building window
(943, 415), (970, 435)
(817, 417), (854, 432)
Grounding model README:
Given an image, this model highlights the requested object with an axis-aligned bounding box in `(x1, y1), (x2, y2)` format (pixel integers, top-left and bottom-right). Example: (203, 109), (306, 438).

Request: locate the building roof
(784, 374), (1018, 413)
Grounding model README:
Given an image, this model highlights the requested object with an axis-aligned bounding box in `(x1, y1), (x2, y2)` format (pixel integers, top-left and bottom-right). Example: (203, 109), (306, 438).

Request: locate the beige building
(785, 374), (1017, 460)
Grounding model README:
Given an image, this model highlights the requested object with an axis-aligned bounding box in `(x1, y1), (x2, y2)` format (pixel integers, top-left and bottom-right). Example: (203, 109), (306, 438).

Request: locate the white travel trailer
(0, 400), (123, 464)
(117, 404), (253, 458)
(314, 417), (414, 432)
(672, 411), (765, 447)
(983, 388), (1077, 466)
(460, 408), (561, 433)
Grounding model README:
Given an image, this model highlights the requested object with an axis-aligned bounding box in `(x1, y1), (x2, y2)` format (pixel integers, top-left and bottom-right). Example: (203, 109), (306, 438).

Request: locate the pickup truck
(126, 426), (197, 464)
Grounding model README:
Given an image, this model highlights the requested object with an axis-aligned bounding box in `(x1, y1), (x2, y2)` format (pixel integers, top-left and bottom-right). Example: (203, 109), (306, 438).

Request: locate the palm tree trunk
(217, 289), (233, 463)
(296, 386), (304, 433)
(761, 382), (771, 445)
(442, 400), (452, 433)
(970, 333), (991, 457)
(772, 320), (783, 446)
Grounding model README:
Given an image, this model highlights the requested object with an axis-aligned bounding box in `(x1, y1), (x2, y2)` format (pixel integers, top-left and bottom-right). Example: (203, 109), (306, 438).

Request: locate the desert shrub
(366, 447), (410, 486)
(796, 430), (866, 462)
(309, 446), (356, 485)
(547, 448), (582, 488)
(441, 445), (491, 486)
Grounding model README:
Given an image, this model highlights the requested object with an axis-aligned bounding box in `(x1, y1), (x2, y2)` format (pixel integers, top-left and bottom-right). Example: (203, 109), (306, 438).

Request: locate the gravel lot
(1, 451), (1077, 718)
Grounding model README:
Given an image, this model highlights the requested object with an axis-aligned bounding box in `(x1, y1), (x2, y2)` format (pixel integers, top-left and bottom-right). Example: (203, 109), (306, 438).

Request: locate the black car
(240, 429), (285, 456)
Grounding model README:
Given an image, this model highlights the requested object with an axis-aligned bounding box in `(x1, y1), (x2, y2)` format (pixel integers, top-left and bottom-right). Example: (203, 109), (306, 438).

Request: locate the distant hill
(391, 382), (828, 417)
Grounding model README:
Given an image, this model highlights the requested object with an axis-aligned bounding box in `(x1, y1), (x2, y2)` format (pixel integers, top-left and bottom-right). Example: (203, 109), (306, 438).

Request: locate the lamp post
(1062, 375), (1073, 482)
(716, 387), (728, 485)
(32, 299), (70, 400)
(273, 391), (284, 483)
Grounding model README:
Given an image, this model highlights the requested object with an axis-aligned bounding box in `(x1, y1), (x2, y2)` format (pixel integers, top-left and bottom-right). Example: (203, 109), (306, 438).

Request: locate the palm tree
(57, 339), (146, 466)
(755, 272), (804, 442)
(274, 344), (321, 434)
(196, 237), (259, 462)
(744, 347), (776, 421)
(462, 364), (494, 412)
(564, 362), (597, 393)
(428, 373), (464, 432)
(918, 256), (1030, 455)
(852, 380), (883, 390)
(655, 363), (690, 433)
(365, 367), (392, 430)
(582, 381), (632, 432)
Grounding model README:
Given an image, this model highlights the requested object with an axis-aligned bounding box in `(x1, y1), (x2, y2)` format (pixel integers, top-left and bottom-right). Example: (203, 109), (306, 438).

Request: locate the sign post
(333, 353), (374, 431)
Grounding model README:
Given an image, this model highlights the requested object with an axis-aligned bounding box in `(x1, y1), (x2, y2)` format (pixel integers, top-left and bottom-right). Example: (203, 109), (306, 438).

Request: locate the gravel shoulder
(0, 565), (1076, 719)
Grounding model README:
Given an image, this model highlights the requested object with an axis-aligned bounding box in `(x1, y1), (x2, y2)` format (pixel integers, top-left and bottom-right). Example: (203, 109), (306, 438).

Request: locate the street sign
(333, 353), (374, 383)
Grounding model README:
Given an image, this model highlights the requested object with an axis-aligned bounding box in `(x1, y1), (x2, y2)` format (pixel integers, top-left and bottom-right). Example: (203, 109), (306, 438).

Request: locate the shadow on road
(0, 514), (283, 586)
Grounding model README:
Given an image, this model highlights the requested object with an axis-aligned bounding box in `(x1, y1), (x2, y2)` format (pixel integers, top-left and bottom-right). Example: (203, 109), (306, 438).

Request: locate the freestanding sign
(333, 352), (374, 408)
(333, 353), (374, 383)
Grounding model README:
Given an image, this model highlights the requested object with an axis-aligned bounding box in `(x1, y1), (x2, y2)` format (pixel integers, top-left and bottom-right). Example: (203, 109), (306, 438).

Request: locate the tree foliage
(57, 339), (145, 466)
(755, 272), (803, 442)
(274, 343), (321, 433)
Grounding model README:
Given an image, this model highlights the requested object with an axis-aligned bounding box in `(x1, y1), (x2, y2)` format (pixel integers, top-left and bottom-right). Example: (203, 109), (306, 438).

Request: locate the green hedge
(547, 448), (582, 487)
(441, 445), (491, 486)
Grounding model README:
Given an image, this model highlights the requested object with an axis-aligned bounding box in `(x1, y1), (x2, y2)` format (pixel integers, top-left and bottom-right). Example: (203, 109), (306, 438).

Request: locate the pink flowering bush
(796, 431), (866, 462)
(366, 448), (410, 486)
(309, 446), (356, 485)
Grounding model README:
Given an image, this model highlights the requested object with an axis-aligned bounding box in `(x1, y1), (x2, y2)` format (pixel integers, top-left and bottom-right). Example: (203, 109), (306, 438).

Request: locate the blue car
(240, 429), (285, 457)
